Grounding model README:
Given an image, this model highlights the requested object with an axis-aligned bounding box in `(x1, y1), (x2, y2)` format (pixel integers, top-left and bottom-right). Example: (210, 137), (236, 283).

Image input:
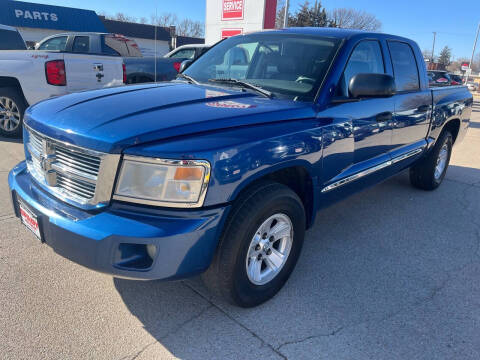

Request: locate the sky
(21, 0), (480, 60)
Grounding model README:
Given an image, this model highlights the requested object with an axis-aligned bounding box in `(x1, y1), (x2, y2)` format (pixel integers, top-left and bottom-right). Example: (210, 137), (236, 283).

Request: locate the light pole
(466, 22), (480, 84)
(431, 32), (436, 65)
(283, 0), (289, 28)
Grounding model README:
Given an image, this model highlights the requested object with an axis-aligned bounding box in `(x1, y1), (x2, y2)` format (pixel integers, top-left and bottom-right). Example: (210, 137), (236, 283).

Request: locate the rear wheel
(410, 130), (453, 190)
(0, 87), (26, 138)
(202, 181), (306, 307)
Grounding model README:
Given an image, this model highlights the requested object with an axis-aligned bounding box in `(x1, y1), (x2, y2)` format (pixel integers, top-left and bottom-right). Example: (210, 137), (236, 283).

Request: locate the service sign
(222, 0), (244, 20)
(461, 63), (470, 71)
(206, 0), (277, 44)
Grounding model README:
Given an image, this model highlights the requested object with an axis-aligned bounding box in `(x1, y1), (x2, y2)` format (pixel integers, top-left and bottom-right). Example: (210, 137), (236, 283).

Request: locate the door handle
(417, 104), (430, 113)
(93, 63), (104, 72)
(376, 111), (392, 122)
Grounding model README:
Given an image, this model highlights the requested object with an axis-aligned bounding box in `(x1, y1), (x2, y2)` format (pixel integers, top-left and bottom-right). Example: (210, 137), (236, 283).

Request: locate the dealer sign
(222, 0), (244, 20)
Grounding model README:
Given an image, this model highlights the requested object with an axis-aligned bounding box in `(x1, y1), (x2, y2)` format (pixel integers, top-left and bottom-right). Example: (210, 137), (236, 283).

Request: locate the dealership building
(0, 0), (203, 56)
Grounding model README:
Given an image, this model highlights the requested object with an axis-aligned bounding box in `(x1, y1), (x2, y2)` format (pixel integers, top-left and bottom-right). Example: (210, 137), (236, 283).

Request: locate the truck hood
(25, 82), (314, 153)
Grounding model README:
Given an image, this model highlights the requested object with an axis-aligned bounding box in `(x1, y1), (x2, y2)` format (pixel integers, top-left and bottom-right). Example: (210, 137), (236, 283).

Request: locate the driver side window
(339, 40), (385, 97)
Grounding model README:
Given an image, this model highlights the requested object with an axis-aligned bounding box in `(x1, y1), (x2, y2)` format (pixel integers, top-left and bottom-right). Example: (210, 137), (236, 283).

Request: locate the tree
(176, 18), (204, 37)
(112, 12), (137, 23)
(438, 46), (452, 67)
(328, 8), (381, 31)
(275, 0), (287, 28)
(287, 1), (328, 28)
(275, 1), (381, 31)
(422, 49), (432, 61)
(150, 12), (178, 27)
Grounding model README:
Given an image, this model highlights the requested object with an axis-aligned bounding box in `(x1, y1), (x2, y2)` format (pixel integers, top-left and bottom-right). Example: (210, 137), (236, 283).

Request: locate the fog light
(146, 244), (157, 259)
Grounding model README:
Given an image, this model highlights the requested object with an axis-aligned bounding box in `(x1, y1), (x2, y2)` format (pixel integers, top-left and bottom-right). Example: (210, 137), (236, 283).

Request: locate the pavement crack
(118, 303), (214, 360)
(276, 326), (344, 352)
(118, 341), (156, 360)
(0, 214), (15, 222)
(275, 268), (456, 352)
(182, 281), (288, 360)
(159, 303), (214, 341)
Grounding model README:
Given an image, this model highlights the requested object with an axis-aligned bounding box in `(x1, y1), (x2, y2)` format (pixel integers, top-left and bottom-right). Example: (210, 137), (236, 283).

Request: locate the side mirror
(349, 73), (396, 98)
(179, 59), (193, 73)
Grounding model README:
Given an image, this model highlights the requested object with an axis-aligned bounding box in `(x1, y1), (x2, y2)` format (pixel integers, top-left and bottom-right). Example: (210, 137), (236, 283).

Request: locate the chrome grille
(25, 127), (120, 209)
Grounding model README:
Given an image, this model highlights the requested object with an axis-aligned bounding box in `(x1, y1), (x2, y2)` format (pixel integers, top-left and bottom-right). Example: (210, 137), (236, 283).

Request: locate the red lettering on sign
(222, 0), (244, 20)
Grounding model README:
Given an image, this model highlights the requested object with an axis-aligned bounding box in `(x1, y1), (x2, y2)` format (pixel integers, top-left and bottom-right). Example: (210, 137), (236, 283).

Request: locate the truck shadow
(113, 165), (480, 358)
(0, 136), (22, 144)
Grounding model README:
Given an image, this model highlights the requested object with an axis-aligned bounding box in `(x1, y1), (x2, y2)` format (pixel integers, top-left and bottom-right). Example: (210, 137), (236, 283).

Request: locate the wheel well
(0, 77), (27, 105)
(443, 119), (460, 144)
(239, 167), (315, 229)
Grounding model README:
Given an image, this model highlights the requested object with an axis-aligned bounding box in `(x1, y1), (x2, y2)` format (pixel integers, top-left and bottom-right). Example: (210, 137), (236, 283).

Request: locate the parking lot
(0, 101), (478, 360)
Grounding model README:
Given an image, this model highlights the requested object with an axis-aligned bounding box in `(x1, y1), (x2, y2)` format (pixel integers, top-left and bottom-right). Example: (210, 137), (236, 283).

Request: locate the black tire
(410, 130), (453, 190)
(0, 87), (27, 138)
(202, 181), (306, 307)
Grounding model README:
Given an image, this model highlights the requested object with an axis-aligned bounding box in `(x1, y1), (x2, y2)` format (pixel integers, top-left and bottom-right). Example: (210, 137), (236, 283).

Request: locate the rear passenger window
(72, 36), (89, 53)
(37, 36), (68, 51)
(388, 41), (420, 92)
(0, 29), (26, 50)
(340, 40), (385, 97)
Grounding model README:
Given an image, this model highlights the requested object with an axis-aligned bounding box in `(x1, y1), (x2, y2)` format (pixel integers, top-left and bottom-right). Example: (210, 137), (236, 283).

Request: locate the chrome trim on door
(321, 160), (392, 193)
(390, 148), (424, 164)
(321, 147), (424, 193)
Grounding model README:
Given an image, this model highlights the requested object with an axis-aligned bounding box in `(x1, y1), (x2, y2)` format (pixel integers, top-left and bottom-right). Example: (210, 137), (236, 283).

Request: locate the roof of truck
(258, 27), (413, 43)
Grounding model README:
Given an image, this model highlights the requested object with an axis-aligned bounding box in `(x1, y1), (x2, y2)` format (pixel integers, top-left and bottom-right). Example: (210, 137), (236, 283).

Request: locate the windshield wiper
(176, 73), (199, 85)
(208, 78), (274, 98)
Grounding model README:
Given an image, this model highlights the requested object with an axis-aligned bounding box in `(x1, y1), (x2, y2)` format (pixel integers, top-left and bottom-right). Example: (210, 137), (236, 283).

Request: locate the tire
(202, 181), (306, 307)
(410, 130), (453, 190)
(0, 87), (27, 138)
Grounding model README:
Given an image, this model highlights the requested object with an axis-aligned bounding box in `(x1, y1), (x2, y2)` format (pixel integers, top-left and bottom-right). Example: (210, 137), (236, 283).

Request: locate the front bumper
(9, 161), (229, 280)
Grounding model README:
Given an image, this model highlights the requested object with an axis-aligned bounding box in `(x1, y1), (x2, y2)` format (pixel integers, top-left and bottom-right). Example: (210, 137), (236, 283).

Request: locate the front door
(320, 40), (394, 195)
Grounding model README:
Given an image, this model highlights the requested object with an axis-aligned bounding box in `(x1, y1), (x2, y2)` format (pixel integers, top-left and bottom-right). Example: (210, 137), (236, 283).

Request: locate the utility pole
(466, 22), (480, 84)
(431, 32), (436, 64)
(283, 0), (289, 28)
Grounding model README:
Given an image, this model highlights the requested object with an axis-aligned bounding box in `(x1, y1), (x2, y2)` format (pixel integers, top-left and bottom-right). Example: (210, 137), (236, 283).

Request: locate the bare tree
(328, 8), (381, 31)
(422, 49), (432, 60)
(275, 0), (286, 28)
(176, 18), (204, 37)
(113, 12), (137, 23)
(139, 17), (148, 24)
(151, 12), (178, 27)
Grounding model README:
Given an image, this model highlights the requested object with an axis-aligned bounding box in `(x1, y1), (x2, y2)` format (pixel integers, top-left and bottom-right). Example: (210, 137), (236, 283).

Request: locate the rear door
(388, 41), (431, 161)
(64, 35), (96, 92)
(64, 35), (123, 93)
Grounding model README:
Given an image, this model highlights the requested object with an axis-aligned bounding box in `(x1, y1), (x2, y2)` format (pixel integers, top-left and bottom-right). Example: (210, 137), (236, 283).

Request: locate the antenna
(154, 6), (157, 83)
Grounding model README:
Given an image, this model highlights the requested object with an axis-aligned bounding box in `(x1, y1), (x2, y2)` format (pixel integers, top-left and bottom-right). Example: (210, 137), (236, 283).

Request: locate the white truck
(0, 32), (140, 137)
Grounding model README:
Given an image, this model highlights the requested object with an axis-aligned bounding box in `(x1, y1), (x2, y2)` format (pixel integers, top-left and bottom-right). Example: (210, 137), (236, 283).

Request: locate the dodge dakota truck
(8, 28), (472, 307)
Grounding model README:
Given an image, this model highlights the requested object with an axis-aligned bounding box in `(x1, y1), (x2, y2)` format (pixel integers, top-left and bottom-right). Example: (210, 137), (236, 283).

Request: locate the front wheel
(202, 182), (306, 307)
(410, 130), (453, 190)
(0, 87), (27, 138)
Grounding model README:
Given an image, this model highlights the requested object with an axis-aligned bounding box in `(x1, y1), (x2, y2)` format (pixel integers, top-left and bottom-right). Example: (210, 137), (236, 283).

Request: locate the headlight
(113, 156), (211, 208)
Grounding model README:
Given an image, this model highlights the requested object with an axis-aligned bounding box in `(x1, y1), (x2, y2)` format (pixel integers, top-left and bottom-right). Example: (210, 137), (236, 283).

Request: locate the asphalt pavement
(1, 101), (479, 360)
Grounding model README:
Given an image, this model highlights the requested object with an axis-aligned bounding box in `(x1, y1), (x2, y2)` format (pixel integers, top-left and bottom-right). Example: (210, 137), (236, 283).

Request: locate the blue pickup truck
(8, 28), (472, 307)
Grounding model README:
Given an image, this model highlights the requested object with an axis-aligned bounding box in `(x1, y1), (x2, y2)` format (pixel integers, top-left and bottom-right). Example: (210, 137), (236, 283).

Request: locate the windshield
(183, 33), (341, 101)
